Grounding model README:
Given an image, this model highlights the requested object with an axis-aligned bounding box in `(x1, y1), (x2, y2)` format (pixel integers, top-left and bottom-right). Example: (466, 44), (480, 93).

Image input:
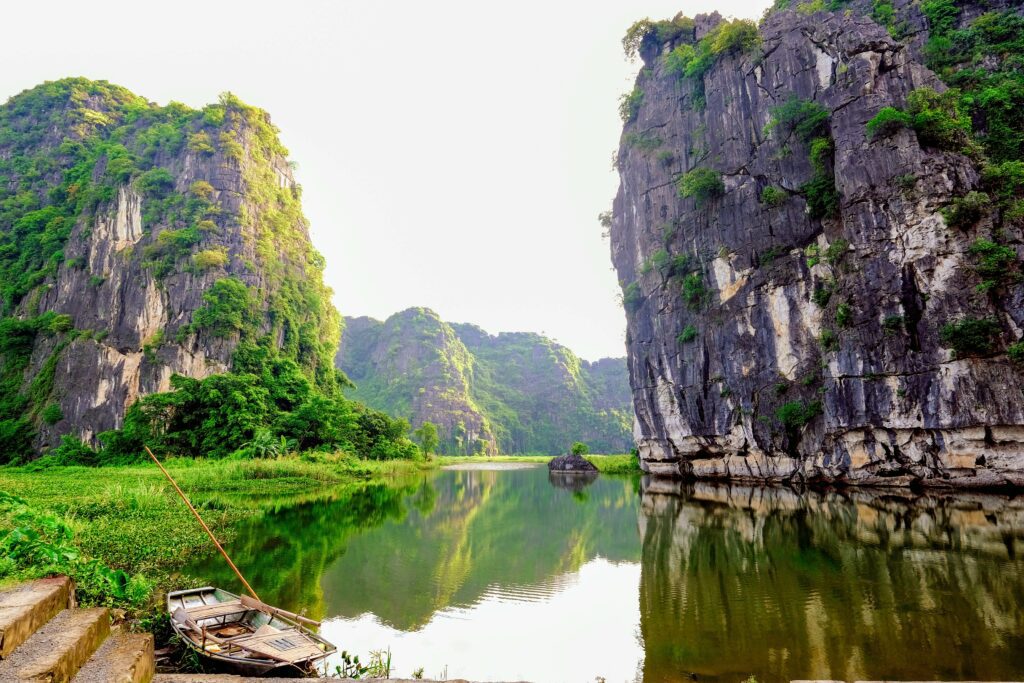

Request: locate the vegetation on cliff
(0, 79), (419, 464)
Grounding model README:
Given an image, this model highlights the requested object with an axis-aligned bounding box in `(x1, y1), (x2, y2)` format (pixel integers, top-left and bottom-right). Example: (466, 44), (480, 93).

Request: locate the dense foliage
(97, 342), (419, 463)
(0, 491), (152, 607)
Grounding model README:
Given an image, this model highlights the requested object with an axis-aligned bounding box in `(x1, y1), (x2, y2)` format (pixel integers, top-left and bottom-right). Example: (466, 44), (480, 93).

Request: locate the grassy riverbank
(0, 455), (430, 611)
(0, 451), (638, 615)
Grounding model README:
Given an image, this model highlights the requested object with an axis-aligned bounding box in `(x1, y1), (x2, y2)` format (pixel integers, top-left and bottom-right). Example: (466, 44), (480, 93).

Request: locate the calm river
(189, 464), (1024, 682)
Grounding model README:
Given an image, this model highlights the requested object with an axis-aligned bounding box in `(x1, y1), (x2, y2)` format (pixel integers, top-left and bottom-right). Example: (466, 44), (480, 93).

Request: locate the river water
(188, 464), (1024, 682)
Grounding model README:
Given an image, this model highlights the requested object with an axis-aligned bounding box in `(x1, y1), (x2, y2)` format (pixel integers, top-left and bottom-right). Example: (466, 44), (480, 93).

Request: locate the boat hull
(166, 586), (333, 678)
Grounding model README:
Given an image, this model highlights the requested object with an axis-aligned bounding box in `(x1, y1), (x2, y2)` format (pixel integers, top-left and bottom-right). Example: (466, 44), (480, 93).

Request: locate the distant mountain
(336, 308), (634, 455)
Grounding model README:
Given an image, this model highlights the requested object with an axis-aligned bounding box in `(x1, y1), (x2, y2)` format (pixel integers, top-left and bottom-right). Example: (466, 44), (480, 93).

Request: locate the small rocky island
(548, 451), (598, 472)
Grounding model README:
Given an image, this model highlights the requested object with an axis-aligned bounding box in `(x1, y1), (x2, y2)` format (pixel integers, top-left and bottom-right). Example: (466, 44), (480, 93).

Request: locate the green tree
(414, 421), (439, 455)
(571, 441), (589, 456)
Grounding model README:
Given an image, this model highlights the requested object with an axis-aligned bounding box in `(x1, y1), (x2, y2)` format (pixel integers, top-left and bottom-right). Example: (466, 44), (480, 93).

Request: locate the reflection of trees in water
(638, 479), (1024, 683)
(320, 468), (641, 630)
(187, 469), (642, 631)
(184, 479), (418, 620)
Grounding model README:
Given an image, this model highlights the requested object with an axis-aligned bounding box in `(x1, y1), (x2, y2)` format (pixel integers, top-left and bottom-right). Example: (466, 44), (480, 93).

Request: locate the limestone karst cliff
(0, 78), (343, 459)
(611, 1), (1024, 486)
(336, 308), (634, 455)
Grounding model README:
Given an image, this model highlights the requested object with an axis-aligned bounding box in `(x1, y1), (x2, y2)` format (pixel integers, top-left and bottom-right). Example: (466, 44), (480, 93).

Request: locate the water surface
(189, 466), (1024, 682)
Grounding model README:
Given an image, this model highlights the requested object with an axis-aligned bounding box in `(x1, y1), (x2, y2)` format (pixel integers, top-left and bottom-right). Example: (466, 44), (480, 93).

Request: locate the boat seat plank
(231, 630), (324, 663)
(185, 600), (246, 620)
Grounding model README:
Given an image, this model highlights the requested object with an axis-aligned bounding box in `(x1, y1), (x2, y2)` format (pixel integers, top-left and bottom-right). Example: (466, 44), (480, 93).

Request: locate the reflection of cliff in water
(548, 470), (599, 492)
(638, 478), (1024, 683)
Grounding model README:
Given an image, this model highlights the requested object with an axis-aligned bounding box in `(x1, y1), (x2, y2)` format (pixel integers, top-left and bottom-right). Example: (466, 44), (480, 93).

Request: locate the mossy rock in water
(548, 452), (598, 472)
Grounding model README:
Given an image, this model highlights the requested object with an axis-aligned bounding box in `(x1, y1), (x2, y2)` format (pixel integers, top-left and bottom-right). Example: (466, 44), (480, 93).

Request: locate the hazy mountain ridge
(337, 307), (634, 455)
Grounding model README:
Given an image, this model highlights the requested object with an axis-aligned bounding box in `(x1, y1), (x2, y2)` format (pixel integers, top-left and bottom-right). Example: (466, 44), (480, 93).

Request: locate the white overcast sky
(2, 0), (769, 360)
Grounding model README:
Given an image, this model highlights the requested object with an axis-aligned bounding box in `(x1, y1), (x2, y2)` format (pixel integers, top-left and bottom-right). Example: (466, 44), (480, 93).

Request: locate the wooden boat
(167, 586), (336, 677)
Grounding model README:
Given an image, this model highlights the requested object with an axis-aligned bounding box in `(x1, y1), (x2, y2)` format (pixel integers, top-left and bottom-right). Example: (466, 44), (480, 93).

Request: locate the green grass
(0, 455), (429, 606)
(586, 453), (642, 474)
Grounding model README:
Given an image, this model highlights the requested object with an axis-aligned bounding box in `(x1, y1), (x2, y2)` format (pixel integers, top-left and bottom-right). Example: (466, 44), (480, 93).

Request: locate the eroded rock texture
(611, 3), (1024, 486)
(1, 80), (337, 452)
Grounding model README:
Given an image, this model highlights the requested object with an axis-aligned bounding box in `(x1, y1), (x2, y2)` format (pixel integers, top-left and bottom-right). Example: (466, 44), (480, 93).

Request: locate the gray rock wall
(611, 4), (1024, 487)
(17, 117), (308, 449)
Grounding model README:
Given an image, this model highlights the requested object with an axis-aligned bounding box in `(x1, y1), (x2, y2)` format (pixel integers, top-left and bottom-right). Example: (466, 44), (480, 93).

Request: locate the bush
(622, 15), (695, 60)
(681, 272), (706, 309)
(866, 106), (913, 139)
(678, 168), (724, 205)
(189, 180), (215, 199)
(836, 302), (852, 327)
(968, 239), (1018, 291)
(622, 282), (643, 311)
(761, 186), (786, 206)
(619, 88), (644, 123)
(775, 400), (822, 430)
(882, 315), (905, 335)
(571, 441), (589, 456)
(825, 239), (849, 264)
(1008, 341), (1024, 364)
(678, 324), (698, 343)
(801, 174), (840, 219)
(663, 19), (758, 82)
(905, 88), (973, 151)
(0, 419), (35, 464)
(942, 191), (990, 229)
(185, 277), (255, 338)
(134, 168), (175, 197)
(759, 246), (787, 266)
(940, 317), (1000, 357)
(809, 137), (833, 174)
(187, 131), (216, 155)
(40, 404), (63, 425)
(622, 131), (662, 152)
(812, 281), (833, 307)
(765, 97), (830, 142)
(45, 435), (98, 466)
(649, 249), (671, 274)
(193, 248), (229, 271)
(0, 492), (152, 607)
(872, 0), (896, 29)
(709, 20), (759, 55)
(819, 328), (838, 351)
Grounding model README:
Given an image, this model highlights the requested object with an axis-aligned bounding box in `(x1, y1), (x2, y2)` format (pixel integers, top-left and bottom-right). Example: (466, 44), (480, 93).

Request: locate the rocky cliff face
(336, 307), (634, 454)
(611, 1), (1024, 486)
(0, 79), (339, 457)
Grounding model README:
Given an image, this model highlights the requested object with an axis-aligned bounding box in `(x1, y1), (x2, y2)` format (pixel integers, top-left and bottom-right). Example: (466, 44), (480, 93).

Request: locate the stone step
(0, 575), (74, 658)
(0, 607), (110, 682)
(72, 630), (154, 683)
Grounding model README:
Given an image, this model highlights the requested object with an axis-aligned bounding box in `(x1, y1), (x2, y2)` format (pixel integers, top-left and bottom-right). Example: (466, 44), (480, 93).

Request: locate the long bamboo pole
(144, 445), (260, 601)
